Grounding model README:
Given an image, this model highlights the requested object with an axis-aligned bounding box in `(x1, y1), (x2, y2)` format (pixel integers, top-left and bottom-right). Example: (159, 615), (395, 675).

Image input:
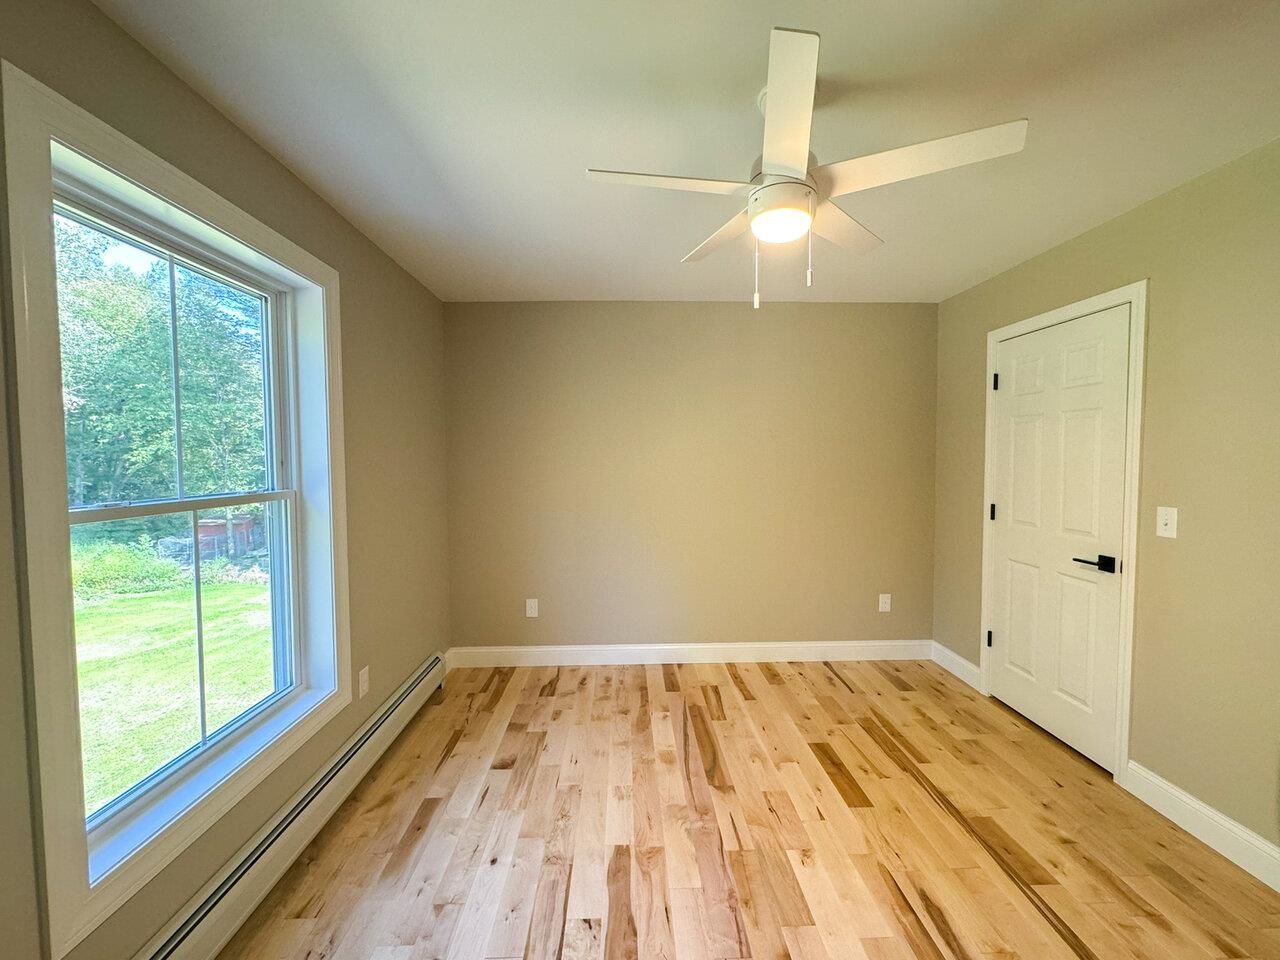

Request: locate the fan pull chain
(807, 229), (813, 287)
(753, 236), (760, 309)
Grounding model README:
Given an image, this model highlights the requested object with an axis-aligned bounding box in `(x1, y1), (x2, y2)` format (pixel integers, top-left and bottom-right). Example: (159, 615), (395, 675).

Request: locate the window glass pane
(54, 213), (177, 507)
(72, 516), (200, 817)
(198, 503), (285, 735)
(175, 265), (269, 496)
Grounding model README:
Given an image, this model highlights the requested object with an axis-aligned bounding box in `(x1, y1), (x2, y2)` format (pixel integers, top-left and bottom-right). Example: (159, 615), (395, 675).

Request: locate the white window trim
(2, 61), (352, 958)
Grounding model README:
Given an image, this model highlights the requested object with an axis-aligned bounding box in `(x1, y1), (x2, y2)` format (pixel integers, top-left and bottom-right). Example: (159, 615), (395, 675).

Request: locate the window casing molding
(2, 61), (352, 959)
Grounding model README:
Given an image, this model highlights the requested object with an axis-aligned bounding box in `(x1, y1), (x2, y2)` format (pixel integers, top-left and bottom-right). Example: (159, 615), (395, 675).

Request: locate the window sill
(76, 682), (348, 939)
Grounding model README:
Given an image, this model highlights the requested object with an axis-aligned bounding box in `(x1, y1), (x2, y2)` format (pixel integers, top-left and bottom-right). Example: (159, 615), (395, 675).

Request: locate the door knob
(1072, 554), (1116, 573)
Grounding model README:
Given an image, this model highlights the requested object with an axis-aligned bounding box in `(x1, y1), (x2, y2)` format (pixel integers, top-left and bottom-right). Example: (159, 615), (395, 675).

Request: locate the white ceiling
(92, 0), (1280, 303)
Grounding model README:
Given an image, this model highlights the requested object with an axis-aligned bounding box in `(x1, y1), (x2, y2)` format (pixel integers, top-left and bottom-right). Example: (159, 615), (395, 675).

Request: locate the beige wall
(446, 301), (937, 649)
(0, 1), (449, 957)
(934, 140), (1280, 843)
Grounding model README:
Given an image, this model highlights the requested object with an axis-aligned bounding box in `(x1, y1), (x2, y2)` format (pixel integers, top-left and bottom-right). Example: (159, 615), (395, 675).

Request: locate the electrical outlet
(878, 593), (892, 613)
(525, 598), (539, 618)
(358, 665), (369, 699)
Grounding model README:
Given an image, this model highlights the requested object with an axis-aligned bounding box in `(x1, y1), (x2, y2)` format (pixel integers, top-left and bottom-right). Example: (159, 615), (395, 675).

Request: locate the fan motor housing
(747, 179), (815, 220)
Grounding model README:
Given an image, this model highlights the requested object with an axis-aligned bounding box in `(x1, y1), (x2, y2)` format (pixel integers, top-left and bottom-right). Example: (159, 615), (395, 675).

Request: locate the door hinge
(992, 372), (999, 390)
(989, 503), (996, 520)
(986, 630), (993, 648)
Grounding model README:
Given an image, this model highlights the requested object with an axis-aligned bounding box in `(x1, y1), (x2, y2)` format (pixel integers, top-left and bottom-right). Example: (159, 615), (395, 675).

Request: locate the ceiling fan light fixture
(750, 207), (811, 244)
(748, 180), (814, 244)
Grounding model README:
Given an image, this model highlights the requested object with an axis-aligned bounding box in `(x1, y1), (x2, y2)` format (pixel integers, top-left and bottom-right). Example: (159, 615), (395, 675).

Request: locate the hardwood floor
(219, 661), (1280, 960)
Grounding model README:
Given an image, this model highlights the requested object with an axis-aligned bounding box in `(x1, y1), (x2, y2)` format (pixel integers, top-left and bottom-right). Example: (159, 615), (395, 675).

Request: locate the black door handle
(1072, 554), (1116, 573)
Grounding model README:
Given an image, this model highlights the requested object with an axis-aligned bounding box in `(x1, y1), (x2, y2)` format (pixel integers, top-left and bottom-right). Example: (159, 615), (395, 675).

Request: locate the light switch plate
(358, 665), (369, 699)
(878, 593), (891, 613)
(1156, 506), (1178, 539)
(525, 598), (539, 618)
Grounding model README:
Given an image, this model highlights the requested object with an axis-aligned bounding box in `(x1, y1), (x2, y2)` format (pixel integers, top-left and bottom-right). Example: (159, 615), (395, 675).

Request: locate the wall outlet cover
(358, 665), (369, 699)
(525, 598), (539, 618)
(878, 593), (892, 613)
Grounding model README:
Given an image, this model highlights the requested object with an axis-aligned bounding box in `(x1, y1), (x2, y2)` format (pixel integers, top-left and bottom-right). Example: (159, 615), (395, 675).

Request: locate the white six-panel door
(989, 303), (1131, 769)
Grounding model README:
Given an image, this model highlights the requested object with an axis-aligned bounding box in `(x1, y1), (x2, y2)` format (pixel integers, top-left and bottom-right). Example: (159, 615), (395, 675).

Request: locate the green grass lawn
(75, 580), (277, 816)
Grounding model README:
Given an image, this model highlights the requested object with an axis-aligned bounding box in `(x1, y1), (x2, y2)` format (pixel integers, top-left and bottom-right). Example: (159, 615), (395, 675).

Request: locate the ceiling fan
(587, 27), (1028, 305)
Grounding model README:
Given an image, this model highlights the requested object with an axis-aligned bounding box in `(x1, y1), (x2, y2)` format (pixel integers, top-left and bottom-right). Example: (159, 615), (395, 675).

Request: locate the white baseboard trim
(444, 639), (934, 671)
(131, 653), (446, 960)
(929, 642), (981, 690)
(1117, 760), (1280, 893)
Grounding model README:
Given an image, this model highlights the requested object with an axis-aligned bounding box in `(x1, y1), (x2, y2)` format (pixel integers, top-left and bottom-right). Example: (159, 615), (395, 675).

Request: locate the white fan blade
(587, 168), (752, 196)
(681, 209), (750, 263)
(761, 28), (820, 179)
(814, 119), (1028, 199)
(810, 201), (883, 253)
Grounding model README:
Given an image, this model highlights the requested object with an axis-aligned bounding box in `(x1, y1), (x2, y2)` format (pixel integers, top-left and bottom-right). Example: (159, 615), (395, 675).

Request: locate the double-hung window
(55, 202), (295, 823)
(3, 62), (351, 958)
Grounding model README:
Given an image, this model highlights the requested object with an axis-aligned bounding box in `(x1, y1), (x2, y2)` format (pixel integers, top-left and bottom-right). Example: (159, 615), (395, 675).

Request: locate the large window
(4, 62), (350, 958)
(54, 206), (294, 821)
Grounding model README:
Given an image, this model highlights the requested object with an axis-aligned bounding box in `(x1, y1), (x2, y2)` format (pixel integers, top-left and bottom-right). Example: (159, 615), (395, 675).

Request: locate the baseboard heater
(147, 654), (443, 960)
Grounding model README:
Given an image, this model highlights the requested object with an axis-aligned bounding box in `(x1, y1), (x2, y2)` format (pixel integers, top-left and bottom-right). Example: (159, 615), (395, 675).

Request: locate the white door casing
(980, 283), (1146, 774)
